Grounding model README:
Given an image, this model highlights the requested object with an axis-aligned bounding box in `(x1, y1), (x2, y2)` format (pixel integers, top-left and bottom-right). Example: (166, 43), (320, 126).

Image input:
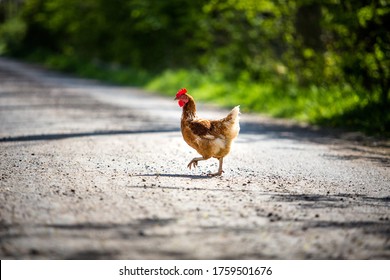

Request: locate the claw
(187, 159), (198, 169)
(207, 170), (224, 177)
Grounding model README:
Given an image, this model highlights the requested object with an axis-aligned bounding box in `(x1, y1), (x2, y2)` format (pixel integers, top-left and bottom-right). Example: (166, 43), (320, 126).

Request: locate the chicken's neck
(182, 96), (197, 120)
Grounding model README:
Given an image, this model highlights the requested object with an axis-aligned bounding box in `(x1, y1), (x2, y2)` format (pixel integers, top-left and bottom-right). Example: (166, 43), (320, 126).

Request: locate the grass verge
(21, 53), (389, 137)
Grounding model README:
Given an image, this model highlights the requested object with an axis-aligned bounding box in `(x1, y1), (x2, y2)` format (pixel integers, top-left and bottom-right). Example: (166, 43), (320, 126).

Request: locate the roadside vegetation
(1, 0), (388, 136)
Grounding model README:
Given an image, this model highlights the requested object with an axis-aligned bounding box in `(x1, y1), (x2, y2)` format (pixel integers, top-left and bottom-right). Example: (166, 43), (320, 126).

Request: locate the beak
(174, 96), (178, 100)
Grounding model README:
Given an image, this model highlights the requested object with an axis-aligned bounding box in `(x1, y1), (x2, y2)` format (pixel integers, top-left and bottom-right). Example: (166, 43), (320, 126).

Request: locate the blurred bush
(0, 0), (388, 135)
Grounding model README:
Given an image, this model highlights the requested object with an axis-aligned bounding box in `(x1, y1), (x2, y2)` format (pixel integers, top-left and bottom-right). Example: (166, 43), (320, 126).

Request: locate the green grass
(146, 69), (388, 136)
(26, 52), (152, 87)
(22, 53), (389, 137)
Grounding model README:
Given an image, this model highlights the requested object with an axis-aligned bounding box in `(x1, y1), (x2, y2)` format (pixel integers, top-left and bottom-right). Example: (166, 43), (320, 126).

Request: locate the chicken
(174, 88), (240, 176)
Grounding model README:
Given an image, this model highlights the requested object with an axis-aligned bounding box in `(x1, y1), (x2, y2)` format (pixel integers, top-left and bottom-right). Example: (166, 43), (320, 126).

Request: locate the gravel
(0, 57), (389, 259)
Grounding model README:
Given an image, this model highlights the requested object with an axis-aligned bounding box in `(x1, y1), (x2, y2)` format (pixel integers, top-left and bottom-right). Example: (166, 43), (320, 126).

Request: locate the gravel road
(0, 57), (389, 259)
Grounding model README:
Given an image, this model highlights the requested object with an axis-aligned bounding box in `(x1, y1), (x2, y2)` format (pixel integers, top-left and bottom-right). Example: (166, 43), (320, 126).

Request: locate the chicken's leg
(208, 157), (224, 177)
(187, 157), (206, 170)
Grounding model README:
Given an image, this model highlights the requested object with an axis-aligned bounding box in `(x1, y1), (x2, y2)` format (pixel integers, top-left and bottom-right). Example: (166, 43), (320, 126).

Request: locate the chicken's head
(174, 88), (189, 107)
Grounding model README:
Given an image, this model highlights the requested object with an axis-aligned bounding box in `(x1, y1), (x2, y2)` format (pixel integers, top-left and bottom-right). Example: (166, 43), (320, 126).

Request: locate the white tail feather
(229, 105), (240, 120)
(226, 105), (240, 123)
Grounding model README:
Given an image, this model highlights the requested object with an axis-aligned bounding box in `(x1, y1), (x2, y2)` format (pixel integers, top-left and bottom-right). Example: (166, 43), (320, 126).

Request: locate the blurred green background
(1, 0), (389, 135)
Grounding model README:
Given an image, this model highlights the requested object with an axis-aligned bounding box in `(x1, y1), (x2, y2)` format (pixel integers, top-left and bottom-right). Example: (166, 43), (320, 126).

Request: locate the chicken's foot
(208, 158), (224, 177)
(187, 157), (206, 170)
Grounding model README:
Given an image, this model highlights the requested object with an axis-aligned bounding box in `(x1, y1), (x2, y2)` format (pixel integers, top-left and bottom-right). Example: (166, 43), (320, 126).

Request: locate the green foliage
(17, 0), (207, 70)
(146, 68), (388, 136)
(0, 0), (388, 136)
(0, 0), (26, 54)
(321, 0), (390, 106)
(0, 17), (26, 54)
(27, 51), (152, 86)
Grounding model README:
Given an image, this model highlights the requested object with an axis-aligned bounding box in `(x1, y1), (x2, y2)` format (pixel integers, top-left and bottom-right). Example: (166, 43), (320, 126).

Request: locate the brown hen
(174, 88), (240, 176)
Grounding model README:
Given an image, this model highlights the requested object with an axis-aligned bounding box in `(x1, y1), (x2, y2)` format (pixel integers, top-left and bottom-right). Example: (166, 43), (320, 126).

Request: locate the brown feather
(188, 119), (211, 137)
(179, 93), (240, 160)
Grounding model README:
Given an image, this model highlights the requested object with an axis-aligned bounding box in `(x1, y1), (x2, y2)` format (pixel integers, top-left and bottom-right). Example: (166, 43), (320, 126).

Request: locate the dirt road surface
(0, 57), (389, 259)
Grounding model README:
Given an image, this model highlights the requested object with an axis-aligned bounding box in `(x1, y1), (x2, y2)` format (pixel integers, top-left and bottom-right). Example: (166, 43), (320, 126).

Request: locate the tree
(322, 0), (389, 106)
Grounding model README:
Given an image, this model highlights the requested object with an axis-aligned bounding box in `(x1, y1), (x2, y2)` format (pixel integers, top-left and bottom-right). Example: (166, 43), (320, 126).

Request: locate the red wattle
(178, 100), (186, 107)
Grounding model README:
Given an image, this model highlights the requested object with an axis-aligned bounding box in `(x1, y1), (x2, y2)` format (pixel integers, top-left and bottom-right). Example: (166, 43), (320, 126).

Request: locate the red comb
(176, 88), (187, 98)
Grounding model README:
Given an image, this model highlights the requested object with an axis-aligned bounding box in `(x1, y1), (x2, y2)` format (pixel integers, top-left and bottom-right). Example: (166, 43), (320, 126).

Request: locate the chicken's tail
(222, 105), (240, 135)
(225, 105), (240, 122)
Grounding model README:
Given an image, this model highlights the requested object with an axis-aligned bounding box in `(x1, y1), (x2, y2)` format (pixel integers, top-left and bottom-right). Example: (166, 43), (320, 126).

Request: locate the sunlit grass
(25, 53), (388, 136)
(146, 69), (380, 127)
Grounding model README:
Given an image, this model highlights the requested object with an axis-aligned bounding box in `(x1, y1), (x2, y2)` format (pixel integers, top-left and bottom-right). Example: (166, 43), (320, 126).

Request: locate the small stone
(29, 249), (39, 255)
